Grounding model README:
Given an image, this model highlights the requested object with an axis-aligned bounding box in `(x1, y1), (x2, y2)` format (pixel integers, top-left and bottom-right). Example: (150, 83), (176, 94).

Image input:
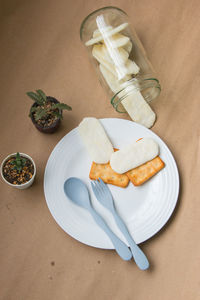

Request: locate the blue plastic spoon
(64, 177), (132, 261)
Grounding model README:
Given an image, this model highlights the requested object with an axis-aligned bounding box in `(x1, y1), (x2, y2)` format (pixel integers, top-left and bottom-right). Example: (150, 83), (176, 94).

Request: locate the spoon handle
(112, 210), (149, 270)
(89, 208), (132, 261)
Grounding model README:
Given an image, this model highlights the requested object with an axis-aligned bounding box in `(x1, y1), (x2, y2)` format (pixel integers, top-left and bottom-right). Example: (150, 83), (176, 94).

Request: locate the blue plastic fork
(64, 177), (132, 261)
(91, 178), (149, 270)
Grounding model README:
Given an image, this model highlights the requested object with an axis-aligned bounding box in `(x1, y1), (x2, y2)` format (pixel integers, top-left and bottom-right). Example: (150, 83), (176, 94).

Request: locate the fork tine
(98, 178), (113, 198)
(98, 178), (109, 196)
(92, 179), (113, 208)
(91, 181), (95, 190)
(99, 178), (104, 183)
(94, 180), (103, 196)
(95, 180), (105, 198)
(99, 178), (105, 187)
(99, 178), (106, 188)
(93, 180), (103, 198)
(91, 181), (100, 198)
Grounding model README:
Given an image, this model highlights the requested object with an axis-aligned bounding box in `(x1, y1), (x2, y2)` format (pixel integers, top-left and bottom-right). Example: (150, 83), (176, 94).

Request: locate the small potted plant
(27, 89), (72, 133)
(1, 152), (36, 189)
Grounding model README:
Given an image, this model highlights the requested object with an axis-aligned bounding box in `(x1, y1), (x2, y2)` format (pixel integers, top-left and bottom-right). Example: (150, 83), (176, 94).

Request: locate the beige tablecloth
(0, 0), (200, 299)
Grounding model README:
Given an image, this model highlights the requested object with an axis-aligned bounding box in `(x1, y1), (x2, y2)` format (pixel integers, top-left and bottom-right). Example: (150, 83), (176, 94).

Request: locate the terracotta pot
(30, 96), (62, 133)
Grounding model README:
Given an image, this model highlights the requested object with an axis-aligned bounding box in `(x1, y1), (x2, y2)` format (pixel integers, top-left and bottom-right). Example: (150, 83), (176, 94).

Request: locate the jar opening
(111, 76), (161, 113)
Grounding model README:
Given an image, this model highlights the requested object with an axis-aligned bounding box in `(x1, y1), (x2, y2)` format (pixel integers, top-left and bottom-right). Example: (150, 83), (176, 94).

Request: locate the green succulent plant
(27, 89), (72, 121)
(11, 152), (26, 172)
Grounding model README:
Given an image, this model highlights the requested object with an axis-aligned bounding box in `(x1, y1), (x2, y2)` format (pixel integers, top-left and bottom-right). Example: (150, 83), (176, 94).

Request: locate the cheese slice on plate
(78, 118), (114, 164)
(110, 138), (159, 174)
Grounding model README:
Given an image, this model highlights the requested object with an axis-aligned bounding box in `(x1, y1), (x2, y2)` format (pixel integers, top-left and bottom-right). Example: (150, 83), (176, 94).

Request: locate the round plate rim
(44, 118), (179, 248)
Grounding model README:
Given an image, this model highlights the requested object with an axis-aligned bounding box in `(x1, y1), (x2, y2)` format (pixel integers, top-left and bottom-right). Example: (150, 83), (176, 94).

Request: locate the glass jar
(80, 6), (161, 128)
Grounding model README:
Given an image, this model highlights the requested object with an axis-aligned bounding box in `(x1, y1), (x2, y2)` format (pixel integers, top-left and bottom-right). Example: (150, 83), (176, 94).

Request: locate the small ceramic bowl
(0, 153), (36, 189)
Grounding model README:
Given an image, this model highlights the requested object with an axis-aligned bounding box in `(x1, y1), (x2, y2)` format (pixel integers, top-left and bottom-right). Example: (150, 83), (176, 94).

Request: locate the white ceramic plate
(44, 118), (179, 248)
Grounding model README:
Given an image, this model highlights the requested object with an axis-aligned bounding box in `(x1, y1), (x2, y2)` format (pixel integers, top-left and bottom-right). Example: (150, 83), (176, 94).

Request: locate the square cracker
(89, 149), (129, 188)
(127, 156), (165, 186)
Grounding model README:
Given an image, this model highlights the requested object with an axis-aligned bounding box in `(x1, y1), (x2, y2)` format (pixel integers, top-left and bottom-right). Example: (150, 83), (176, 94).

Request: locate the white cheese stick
(99, 64), (132, 93)
(92, 44), (130, 79)
(78, 118), (114, 164)
(121, 89), (156, 128)
(124, 59), (140, 75)
(85, 23), (129, 46)
(93, 26), (113, 38)
(94, 44), (129, 65)
(123, 40), (132, 54)
(107, 33), (130, 49)
(92, 45), (117, 76)
(110, 138), (159, 174)
(93, 26), (132, 54)
(99, 64), (121, 93)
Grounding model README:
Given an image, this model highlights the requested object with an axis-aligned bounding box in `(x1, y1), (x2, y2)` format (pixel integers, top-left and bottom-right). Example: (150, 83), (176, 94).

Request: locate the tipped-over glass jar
(80, 6), (161, 128)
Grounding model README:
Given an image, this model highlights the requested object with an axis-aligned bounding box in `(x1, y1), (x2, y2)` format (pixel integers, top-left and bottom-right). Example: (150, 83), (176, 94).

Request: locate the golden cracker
(126, 156), (165, 186)
(89, 149), (129, 188)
